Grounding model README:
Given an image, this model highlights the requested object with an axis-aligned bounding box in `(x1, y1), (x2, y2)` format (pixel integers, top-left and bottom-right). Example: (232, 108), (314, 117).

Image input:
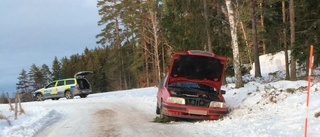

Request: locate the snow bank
(0, 106), (61, 137)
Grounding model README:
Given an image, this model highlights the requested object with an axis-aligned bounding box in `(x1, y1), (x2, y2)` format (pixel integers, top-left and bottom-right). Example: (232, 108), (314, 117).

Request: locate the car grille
(185, 98), (211, 107)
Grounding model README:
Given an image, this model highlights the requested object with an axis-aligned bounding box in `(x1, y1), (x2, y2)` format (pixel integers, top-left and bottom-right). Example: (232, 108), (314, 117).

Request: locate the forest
(14, 0), (320, 102)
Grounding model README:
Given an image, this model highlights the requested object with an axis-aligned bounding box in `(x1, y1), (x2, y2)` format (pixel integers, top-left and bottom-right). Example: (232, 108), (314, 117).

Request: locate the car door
(54, 80), (65, 97)
(44, 81), (57, 97)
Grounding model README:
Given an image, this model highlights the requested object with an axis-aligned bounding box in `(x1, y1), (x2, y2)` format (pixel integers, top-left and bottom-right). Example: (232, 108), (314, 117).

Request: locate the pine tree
(289, 0), (296, 80)
(41, 64), (52, 84)
(251, 0), (262, 77)
(29, 64), (44, 90)
(52, 56), (62, 80)
(16, 69), (30, 94)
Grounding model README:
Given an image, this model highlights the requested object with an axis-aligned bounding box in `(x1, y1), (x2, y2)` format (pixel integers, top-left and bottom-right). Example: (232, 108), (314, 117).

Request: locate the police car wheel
(36, 94), (43, 101)
(65, 91), (74, 99)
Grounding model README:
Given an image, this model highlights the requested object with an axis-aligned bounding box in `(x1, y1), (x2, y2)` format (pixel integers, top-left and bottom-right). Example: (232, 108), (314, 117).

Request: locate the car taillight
(76, 84), (79, 88)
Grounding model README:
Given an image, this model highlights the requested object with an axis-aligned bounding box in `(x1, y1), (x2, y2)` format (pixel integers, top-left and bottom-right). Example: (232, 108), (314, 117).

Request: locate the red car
(156, 50), (228, 120)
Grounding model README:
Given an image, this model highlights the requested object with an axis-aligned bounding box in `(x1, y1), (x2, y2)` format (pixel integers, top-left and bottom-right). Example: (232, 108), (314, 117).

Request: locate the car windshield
(168, 82), (216, 92)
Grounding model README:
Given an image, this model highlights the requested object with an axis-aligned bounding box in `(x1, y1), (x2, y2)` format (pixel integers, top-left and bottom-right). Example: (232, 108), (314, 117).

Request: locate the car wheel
(65, 90), (74, 99)
(156, 103), (160, 114)
(80, 94), (88, 98)
(36, 94), (44, 101)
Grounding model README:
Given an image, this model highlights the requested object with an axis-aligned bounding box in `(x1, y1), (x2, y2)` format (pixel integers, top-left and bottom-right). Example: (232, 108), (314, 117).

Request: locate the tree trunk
(150, 11), (161, 84)
(116, 17), (123, 90)
(6, 92), (14, 111)
(251, 0), (262, 77)
(240, 21), (252, 65)
(121, 59), (128, 89)
(140, 1), (150, 87)
(203, 0), (212, 52)
(162, 44), (165, 77)
(259, 1), (266, 54)
(217, 0), (223, 48)
(144, 43), (150, 87)
(225, 0), (243, 88)
(17, 92), (25, 115)
(14, 93), (18, 120)
(282, 0), (290, 80)
(289, 0), (297, 80)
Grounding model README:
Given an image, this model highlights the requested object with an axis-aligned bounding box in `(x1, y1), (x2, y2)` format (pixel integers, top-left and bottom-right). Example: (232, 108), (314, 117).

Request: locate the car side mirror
(221, 90), (226, 95)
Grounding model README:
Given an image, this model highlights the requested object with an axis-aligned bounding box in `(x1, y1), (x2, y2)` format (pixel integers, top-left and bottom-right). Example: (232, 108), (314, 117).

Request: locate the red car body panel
(157, 50), (228, 120)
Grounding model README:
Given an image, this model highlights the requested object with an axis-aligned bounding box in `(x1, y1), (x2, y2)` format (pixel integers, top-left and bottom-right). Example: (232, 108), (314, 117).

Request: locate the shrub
(286, 88), (295, 94)
(153, 116), (176, 123)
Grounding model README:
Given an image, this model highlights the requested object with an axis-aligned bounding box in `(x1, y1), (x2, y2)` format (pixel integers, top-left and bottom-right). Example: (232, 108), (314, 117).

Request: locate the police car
(33, 71), (93, 101)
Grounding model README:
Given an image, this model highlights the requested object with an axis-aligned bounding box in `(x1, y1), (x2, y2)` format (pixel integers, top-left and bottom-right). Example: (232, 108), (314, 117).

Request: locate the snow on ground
(1, 52), (320, 137)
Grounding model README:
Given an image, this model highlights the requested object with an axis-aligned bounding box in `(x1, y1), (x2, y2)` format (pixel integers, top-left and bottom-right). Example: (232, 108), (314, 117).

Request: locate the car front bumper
(162, 103), (228, 120)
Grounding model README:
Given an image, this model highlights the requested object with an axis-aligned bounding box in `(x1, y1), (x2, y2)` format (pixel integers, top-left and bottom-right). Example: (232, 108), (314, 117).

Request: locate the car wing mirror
(221, 90), (226, 95)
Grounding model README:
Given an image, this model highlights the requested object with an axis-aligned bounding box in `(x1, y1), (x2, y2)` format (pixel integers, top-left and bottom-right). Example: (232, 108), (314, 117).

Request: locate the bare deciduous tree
(225, 0), (243, 88)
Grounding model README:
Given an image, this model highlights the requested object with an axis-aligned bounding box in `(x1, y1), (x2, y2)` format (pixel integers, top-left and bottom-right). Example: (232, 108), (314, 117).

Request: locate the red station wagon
(156, 50), (228, 120)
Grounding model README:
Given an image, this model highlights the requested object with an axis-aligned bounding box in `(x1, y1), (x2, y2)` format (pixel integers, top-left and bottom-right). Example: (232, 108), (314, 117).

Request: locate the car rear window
(66, 79), (75, 85)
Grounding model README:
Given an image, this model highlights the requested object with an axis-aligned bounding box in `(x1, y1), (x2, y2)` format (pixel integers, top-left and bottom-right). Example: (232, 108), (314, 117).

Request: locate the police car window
(57, 81), (64, 86)
(46, 82), (56, 88)
(66, 80), (75, 85)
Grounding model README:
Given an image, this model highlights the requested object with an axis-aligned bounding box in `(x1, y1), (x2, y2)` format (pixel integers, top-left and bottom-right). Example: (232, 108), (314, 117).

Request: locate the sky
(0, 51), (319, 136)
(0, 0), (102, 93)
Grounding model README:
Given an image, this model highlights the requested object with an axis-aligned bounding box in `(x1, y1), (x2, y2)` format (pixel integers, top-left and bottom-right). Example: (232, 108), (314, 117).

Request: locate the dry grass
(17, 93), (25, 115)
(315, 111), (320, 118)
(0, 113), (11, 126)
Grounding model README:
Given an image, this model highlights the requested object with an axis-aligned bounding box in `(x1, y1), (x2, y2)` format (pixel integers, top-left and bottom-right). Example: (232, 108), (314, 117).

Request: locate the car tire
(36, 93), (44, 101)
(80, 94), (88, 98)
(156, 103), (160, 114)
(65, 90), (74, 99)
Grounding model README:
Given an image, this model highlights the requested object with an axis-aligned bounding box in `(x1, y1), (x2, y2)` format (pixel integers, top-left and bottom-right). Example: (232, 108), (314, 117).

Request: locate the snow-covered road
(33, 88), (193, 137)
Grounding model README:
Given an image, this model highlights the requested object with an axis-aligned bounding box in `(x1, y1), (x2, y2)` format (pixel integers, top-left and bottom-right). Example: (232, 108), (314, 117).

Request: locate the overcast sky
(0, 0), (102, 94)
